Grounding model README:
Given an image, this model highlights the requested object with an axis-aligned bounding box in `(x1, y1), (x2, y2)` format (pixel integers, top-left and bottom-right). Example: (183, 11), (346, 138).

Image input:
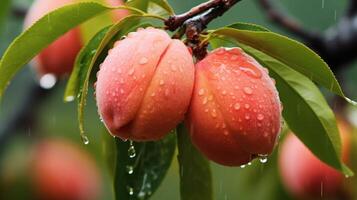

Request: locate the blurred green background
(1, 0), (357, 199)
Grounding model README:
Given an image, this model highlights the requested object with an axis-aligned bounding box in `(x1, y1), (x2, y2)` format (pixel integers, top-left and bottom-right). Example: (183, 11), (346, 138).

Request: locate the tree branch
(257, 0), (321, 41)
(166, 0), (242, 60)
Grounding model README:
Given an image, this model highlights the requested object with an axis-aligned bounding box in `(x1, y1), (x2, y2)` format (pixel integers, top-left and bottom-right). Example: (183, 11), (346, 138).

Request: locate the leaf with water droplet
(103, 128), (176, 200)
(238, 43), (353, 176)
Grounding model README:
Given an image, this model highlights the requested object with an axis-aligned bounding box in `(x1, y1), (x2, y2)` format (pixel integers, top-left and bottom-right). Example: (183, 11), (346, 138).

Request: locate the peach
(32, 139), (101, 200)
(24, 0), (127, 77)
(279, 119), (351, 199)
(187, 47), (282, 166)
(96, 27), (195, 141)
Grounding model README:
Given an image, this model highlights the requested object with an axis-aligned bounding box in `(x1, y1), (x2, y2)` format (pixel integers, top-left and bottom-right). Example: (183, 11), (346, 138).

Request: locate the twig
(257, 0), (321, 42)
(257, 0), (357, 70)
(166, 0), (242, 60)
(165, 0), (223, 31)
(11, 6), (27, 18)
(346, 0), (357, 17)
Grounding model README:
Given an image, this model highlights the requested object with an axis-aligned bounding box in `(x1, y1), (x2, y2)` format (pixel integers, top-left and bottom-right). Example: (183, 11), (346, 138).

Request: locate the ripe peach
(24, 0), (127, 77)
(32, 139), (101, 200)
(279, 119), (351, 199)
(187, 47), (282, 166)
(96, 28), (195, 141)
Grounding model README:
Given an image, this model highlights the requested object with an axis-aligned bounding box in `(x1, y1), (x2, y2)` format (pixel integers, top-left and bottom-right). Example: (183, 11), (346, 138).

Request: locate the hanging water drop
(81, 135), (89, 145)
(128, 141), (136, 158)
(126, 165), (134, 174)
(259, 154), (268, 163)
(39, 74), (56, 89)
(127, 186), (134, 195)
(65, 95), (75, 102)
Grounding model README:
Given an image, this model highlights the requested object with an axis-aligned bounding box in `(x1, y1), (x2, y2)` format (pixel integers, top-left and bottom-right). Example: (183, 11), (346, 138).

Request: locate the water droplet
(126, 165), (134, 174)
(258, 154), (268, 163)
(247, 162), (252, 166)
(81, 135), (89, 145)
(120, 89), (124, 94)
(128, 68), (135, 75)
(39, 74), (56, 89)
(234, 86), (239, 90)
(234, 103), (241, 110)
(128, 141), (136, 158)
(65, 95), (75, 102)
(151, 92), (156, 97)
(240, 165), (246, 168)
(204, 108), (209, 113)
(139, 57), (148, 65)
(243, 87), (253, 95)
(221, 90), (227, 95)
(202, 97), (208, 105)
(117, 68), (122, 73)
(223, 130), (229, 136)
(211, 109), (217, 118)
(244, 104), (250, 109)
(127, 186), (134, 195)
(239, 65), (262, 79)
(245, 115), (250, 120)
(198, 89), (205, 96)
(257, 114), (264, 121)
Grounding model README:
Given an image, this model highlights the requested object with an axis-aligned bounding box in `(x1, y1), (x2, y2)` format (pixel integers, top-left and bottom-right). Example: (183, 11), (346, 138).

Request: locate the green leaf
(64, 25), (111, 102)
(177, 124), (213, 200)
(0, 2), (112, 99)
(126, 0), (150, 12)
(237, 42), (353, 176)
(75, 14), (162, 142)
(112, 132), (176, 200)
(211, 25), (355, 104)
(150, 0), (175, 15)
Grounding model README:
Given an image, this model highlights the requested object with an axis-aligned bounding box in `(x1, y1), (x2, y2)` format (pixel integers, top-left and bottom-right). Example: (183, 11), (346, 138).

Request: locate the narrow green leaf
(0, 2), (111, 98)
(0, 2), (140, 99)
(211, 26), (355, 104)
(126, 0), (150, 12)
(150, 0), (175, 15)
(113, 132), (176, 200)
(238, 43), (353, 176)
(64, 26), (111, 102)
(177, 124), (213, 200)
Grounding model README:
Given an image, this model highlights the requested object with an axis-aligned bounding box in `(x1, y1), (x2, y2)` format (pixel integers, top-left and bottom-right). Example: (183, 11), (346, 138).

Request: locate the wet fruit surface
(96, 28), (195, 141)
(188, 47), (282, 166)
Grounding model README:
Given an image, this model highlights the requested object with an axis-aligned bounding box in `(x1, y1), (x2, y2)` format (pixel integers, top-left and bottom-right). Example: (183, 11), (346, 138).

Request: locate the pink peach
(188, 47), (282, 166)
(32, 139), (101, 200)
(279, 119), (351, 199)
(96, 27), (195, 141)
(24, 0), (127, 77)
